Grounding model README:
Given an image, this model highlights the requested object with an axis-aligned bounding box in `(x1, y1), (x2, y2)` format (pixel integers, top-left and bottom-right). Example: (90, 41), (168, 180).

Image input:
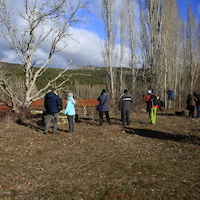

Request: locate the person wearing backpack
(145, 89), (152, 112)
(145, 90), (159, 125)
(118, 89), (133, 126)
(97, 89), (111, 126)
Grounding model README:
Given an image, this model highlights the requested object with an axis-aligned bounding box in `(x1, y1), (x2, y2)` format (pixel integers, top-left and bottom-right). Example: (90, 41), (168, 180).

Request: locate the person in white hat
(145, 89), (152, 112)
(64, 92), (77, 133)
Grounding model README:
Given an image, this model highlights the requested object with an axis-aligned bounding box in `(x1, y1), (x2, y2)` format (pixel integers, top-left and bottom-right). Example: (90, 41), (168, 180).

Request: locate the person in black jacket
(118, 89), (133, 126)
(97, 89), (111, 126)
(194, 92), (200, 118)
(44, 88), (62, 134)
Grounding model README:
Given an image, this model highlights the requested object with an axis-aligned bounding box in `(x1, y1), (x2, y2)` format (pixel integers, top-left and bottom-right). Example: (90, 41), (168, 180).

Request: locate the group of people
(96, 89), (134, 127)
(43, 88), (200, 134)
(43, 88), (134, 134)
(44, 88), (77, 134)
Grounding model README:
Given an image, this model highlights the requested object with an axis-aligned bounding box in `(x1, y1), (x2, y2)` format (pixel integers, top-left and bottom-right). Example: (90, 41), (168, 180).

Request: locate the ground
(0, 107), (200, 199)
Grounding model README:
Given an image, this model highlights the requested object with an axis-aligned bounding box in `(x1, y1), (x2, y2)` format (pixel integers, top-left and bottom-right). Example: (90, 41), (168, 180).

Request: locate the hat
(102, 89), (106, 93)
(124, 89), (128, 93)
(68, 92), (73, 97)
(147, 90), (152, 94)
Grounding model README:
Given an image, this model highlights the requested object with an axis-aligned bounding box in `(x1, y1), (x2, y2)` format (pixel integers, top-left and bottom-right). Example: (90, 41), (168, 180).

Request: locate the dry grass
(0, 107), (200, 199)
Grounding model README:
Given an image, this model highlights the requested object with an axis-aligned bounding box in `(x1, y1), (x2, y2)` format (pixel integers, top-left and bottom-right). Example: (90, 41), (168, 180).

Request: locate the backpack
(96, 95), (107, 112)
(150, 94), (159, 108)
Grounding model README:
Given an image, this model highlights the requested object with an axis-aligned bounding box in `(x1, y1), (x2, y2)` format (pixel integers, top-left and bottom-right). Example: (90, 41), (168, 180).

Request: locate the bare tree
(138, 0), (199, 108)
(177, 17), (187, 108)
(126, 0), (137, 98)
(0, 0), (89, 112)
(139, 0), (163, 93)
(172, 1), (181, 108)
(186, 4), (199, 92)
(119, 1), (127, 94)
(161, 0), (180, 108)
(138, 0), (152, 94)
(101, 0), (117, 102)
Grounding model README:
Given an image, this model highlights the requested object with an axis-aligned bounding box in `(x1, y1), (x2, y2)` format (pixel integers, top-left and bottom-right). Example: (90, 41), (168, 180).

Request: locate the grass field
(0, 106), (200, 199)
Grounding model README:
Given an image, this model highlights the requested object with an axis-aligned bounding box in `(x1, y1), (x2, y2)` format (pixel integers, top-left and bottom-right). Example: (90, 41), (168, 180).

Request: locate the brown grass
(0, 107), (200, 199)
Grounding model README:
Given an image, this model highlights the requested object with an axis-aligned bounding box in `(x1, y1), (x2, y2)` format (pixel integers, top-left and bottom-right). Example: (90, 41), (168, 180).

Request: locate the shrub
(0, 107), (31, 123)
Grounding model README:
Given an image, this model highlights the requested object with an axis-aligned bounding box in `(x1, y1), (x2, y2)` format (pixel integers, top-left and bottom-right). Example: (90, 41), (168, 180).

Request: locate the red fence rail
(0, 99), (99, 110)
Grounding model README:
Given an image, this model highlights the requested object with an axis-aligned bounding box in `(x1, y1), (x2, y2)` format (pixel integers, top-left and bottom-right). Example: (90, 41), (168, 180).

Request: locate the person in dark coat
(118, 89), (133, 126)
(194, 92), (200, 118)
(97, 89), (111, 126)
(44, 88), (62, 134)
(186, 93), (198, 118)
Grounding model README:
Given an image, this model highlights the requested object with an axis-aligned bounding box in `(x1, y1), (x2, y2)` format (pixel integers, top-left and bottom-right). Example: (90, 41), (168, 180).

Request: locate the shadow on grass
(79, 117), (121, 126)
(124, 127), (200, 146)
(16, 119), (67, 134)
(15, 118), (44, 132)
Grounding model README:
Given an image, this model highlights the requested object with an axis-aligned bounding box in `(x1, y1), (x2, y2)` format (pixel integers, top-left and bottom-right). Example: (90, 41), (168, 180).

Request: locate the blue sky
(0, 0), (199, 69)
(177, 0), (200, 19)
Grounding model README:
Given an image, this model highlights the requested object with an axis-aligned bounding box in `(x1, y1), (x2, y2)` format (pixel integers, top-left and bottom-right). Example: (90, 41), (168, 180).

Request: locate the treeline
(0, 63), (130, 100)
(101, 0), (200, 108)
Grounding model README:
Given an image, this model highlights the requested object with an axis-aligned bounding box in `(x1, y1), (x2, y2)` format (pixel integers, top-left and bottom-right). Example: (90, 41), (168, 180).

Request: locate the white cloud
(0, 0), (140, 69)
(0, 0), (105, 69)
(2, 49), (21, 63)
(63, 27), (103, 68)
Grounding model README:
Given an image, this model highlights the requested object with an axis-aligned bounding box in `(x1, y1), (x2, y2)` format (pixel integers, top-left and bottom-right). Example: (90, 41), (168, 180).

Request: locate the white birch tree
(101, 0), (117, 102)
(0, 0), (89, 112)
(119, 1), (127, 94)
(186, 4), (199, 92)
(126, 0), (137, 98)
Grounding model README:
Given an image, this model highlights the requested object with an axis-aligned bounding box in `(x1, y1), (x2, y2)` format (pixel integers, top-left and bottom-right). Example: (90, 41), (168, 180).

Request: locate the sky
(0, 0), (199, 69)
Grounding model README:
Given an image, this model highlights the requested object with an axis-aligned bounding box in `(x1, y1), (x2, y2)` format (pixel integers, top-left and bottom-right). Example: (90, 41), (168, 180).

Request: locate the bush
(0, 107), (31, 123)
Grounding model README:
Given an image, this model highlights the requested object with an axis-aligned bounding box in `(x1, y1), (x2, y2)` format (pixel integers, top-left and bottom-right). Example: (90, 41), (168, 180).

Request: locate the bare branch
(0, 0), (90, 110)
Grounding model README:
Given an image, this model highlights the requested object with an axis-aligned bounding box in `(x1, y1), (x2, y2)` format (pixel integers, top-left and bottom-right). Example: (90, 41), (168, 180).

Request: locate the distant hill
(1, 62), (155, 100)
(0, 62), (147, 90)
(72, 65), (104, 71)
(0, 62), (109, 89)
(0, 62), (22, 68)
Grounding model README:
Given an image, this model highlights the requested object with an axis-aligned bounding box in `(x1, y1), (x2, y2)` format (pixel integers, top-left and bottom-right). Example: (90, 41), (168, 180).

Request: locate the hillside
(0, 62), (108, 89)
(0, 62), (135, 91)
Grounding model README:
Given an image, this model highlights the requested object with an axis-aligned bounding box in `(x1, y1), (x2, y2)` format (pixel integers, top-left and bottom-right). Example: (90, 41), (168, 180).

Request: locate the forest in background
(0, 61), (199, 109)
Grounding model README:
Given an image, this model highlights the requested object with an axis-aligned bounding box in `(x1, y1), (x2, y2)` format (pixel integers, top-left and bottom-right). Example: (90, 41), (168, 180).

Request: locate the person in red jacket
(145, 89), (151, 112)
(145, 89), (158, 125)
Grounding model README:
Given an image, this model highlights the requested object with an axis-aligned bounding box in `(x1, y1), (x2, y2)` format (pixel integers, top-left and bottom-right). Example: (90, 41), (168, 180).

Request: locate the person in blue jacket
(97, 89), (111, 126)
(44, 88), (62, 134)
(64, 92), (77, 133)
(167, 89), (173, 109)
